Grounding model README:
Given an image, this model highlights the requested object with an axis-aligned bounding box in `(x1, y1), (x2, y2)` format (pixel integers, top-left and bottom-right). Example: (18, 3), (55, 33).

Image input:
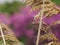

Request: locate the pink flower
(0, 13), (10, 25)
(9, 6), (38, 37)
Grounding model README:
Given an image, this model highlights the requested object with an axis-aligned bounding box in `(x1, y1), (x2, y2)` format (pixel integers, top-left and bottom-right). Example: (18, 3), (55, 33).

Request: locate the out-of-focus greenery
(0, 0), (60, 14)
(51, 0), (60, 5)
(0, 41), (3, 45)
(0, 1), (25, 14)
(18, 36), (27, 43)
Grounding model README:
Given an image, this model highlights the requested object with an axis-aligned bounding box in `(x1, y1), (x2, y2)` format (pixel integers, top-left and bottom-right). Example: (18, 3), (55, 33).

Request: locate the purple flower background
(44, 13), (60, 41)
(0, 5), (60, 44)
(9, 6), (38, 37)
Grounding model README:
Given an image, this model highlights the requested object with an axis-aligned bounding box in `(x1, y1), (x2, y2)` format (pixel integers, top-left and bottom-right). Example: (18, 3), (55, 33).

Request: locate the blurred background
(0, 0), (60, 45)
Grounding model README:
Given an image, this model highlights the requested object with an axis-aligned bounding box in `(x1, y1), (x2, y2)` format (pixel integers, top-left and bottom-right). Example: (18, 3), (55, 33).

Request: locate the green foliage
(51, 0), (60, 5)
(18, 36), (27, 43)
(0, 1), (25, 14)
(0, 40), (4, 45)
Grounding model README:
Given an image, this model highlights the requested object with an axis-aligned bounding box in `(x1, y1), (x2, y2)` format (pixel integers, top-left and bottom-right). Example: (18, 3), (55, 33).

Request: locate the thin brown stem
(36, 0), (45, 45)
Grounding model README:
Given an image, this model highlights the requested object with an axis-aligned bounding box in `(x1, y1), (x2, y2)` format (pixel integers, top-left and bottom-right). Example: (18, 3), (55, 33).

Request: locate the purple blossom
(44, 13), (60, 25)
(9, 6), (38, 37)
(51, 24), (60, 41)
(44, 13), (60, 40)
(0, 14), (10, 25)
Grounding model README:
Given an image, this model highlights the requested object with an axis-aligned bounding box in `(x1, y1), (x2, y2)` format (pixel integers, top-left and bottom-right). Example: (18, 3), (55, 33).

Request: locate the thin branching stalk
(36, 0), (45, 45)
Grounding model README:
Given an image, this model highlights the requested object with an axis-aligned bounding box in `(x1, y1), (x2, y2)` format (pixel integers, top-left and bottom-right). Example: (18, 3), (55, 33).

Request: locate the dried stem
(36, 0), (45, 45)
(0, 26), (6, 45)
